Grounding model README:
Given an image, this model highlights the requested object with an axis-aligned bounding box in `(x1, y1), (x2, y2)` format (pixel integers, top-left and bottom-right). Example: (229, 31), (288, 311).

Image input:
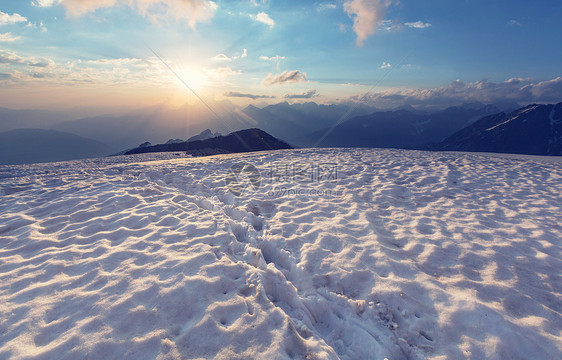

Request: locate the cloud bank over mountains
(350, 77), (562, 108)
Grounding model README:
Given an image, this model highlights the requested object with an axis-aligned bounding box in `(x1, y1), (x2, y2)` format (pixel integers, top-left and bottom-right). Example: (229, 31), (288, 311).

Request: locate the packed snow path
(0, 149), (560, 359)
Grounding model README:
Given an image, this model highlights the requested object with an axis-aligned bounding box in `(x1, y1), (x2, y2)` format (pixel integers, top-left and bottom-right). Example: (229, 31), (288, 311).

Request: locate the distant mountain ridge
(0, 129), (114, 165)
(187, 129), (221, 142)
(241, 102), (376, 144)
(425, 103), (562, 155)
(296, 103), (503, 148)
(124, 128), (292, 156)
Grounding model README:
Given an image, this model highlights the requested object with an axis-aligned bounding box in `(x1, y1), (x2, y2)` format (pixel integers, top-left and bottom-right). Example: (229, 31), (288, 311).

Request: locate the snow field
(0, 149), (560, 359)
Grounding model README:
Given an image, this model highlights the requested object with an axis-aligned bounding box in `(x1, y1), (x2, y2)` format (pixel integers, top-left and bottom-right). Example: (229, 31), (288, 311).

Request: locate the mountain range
(295, 104), (503, 148)
(1, 101), (560, 165)
(0, 129), (114, 165)
(124, 128), (292, 156)
(426, 103), (562, 155)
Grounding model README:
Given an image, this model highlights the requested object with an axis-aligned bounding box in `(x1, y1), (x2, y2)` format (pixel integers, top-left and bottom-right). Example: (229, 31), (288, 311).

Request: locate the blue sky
(0, 0), (561, 109)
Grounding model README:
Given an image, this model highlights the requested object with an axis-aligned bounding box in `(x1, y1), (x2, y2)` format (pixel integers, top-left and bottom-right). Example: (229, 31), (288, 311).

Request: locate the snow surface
(0, 149), (560, 359)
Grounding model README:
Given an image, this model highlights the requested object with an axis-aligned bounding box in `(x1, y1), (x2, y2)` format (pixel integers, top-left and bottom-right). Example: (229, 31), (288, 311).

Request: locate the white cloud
(259, 55), (285, 61)
(212, 53), (232, 61)
(87, 58), (145, 66)
(0, 11), (28, 25)
(343, 0), (395, 46)
(405, 21), (431, 29)
(32, 0), (59, 6)
(380, 61), (391, 69)
(508, 19), (522, 27)
(0, 33), (21, 42)
(250, 12), (274, 28)
(348, 77), (562, 108)
(260, 54), (285, 71)
(32, 0), (218, 28)
(263, 70), (307, 86)
(0, 49), (55, 68)
(212, 49), (248, 61)
(317, 3), (337, 11)
(207, 66), (241, 79)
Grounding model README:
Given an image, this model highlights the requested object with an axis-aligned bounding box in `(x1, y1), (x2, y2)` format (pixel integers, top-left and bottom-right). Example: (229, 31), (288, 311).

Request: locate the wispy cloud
(87, 58), (146, 66)
(32, 0), (218, 28)
(0, 11), (28, 25)
(31, 0), (58, 7)
(0, 33), (21, 42)
(285, 89), (318, 99)
(507, 19), (522, 27)
(405, 21), (431, 29)
(224, 91), (275, 99)
(317, 3), (337, 11)
(259, 55), (286, 61)
(259, 54), (285, 71)
(212, 49), (247, 61)
(0, 50), (55, 67)
(207, 66), (241, 79)
(380, 61), (391, 69)
(250, 12), (275, 28)
(344, 0), (396, 46)
(263, 70), (307, 86)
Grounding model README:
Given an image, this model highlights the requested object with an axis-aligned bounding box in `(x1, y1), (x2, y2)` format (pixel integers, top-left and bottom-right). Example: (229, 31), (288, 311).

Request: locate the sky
(0, 0), (561, 110)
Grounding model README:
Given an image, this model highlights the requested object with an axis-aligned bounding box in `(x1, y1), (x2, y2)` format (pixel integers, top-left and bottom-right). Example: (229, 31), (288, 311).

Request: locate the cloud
(380, 61), (391, 69)
(0, 73), (14, 81)
(87, 58), (145, 66)
(348, 77), (562, 108)
(405, 21), (431, 29)
(0, 11), (28, 25)
(507, 19), (522, 27)
(212, 53), (232, 61)
(250, 12), (274, 28)
(259, 55), (286, 61)
(32, 0), (218, 28)
(32, 0), (58, 6)
(343, 0), (395, 46)
(224, 91), (275, 99)
(263, 70), (307, 86)
(212, 49), (247, 61)
(317, 3), (337, 11)
(207, 66), (241, 79)
(285, 89), (318, 99)
(0, 33), (21, 42)
(0, 50), (55, 67)
(259, 54), (285, 71)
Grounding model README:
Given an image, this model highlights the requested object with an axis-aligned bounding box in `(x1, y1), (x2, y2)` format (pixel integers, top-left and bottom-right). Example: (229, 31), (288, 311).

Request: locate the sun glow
(173, 65), (209, 93)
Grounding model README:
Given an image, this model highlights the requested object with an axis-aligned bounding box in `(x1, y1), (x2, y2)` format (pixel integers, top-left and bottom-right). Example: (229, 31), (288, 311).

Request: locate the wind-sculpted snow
(0, 149), (560, 359)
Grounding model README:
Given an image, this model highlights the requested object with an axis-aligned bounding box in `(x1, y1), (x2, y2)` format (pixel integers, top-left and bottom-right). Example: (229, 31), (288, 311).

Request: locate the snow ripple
(0, 149), (560, 359)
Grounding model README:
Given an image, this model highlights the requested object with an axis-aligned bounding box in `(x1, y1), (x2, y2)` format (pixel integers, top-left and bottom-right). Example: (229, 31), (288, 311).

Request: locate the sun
(173, 65), (209, 93)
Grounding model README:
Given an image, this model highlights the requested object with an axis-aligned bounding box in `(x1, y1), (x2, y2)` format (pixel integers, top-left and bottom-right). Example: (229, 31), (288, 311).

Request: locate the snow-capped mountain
(428, 102), (562, 155)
